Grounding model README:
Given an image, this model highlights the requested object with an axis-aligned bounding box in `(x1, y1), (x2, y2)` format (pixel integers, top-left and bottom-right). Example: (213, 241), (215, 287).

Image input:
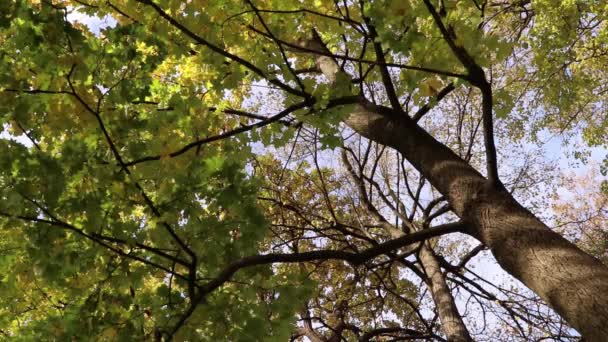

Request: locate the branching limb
(135, 0), (307, 98)
(359, 4), (403, 112)
(412, 82), (456, 122)
(423, 0), (502, 189)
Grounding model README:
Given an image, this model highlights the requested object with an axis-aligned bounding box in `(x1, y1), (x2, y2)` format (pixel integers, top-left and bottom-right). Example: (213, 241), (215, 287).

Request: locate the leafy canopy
(0, 0), (606, 341)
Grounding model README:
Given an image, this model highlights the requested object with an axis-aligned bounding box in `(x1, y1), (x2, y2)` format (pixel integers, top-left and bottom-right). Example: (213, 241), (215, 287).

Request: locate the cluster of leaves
(0, 0), (309, 339)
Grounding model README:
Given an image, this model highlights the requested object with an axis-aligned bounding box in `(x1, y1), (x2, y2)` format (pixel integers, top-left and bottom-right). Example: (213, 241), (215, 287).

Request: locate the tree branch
(199, 221), (463, 296)
(361, 10), (403, 112)
(248, 25), (468, 79)
(125, 96), (360, 166)
(412, 82), (456, 122)
(423, 0), (502, 188)
(135, 0), (307, 98)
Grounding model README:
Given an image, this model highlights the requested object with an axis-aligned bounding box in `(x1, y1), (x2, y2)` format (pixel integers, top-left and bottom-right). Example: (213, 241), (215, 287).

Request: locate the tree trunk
(344, 108), (608, 341)
(419, 243), (472, 342)
(304, 35), (608, 340)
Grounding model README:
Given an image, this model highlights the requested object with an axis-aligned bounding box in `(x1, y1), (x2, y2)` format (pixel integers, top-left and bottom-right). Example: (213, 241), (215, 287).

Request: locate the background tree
(0, 0), (606, 341)
(553, 167), (608, 264)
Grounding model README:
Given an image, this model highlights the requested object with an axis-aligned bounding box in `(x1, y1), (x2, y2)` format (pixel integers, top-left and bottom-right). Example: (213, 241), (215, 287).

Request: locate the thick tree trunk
(344, 108), (608, 341)
(304, 35), (608, 340)
(419, 243), (472, 342)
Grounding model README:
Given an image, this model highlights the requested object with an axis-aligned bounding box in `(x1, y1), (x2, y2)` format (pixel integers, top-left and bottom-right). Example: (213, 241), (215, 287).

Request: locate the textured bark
(344, 106), (608, 341)
(419, 243), (472, 342)
(303, 34), (608, 341)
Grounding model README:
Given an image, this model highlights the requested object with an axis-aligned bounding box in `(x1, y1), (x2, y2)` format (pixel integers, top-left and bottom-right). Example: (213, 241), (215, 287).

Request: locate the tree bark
(303, 34), (608, 341)
(343, 103), (608, 341)
(419, 243), (473, 342)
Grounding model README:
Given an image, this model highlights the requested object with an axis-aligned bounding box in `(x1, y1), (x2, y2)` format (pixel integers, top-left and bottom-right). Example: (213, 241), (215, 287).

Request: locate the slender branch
(423, 0), (502, 188)
(361, 12), (403, 112)
(135, 0), (307, 98)
(199, 221), (463, 296)
(422, 0), (478, 72)
(163, 222), (463, 337)
(0, 210), (189, 281)
(129, 101), (295, 126)
(91, 233), (189, 267)
(223, 7), (363, 29)
(245, 0), (306, 92)
(248, 25), (468, 79)
(481, 86), (501, 188)
(341, 149), (403, 237)
(14, 121), (42, 151)
(64, 66), (199, 298)
(124, 100), (311, 166)
(412, 82), (456, 122)
(456, 244), (486, 268)
(3, 88), (72, 95)
(358, 327), (439, 342)
(125, 96), (359, 166)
